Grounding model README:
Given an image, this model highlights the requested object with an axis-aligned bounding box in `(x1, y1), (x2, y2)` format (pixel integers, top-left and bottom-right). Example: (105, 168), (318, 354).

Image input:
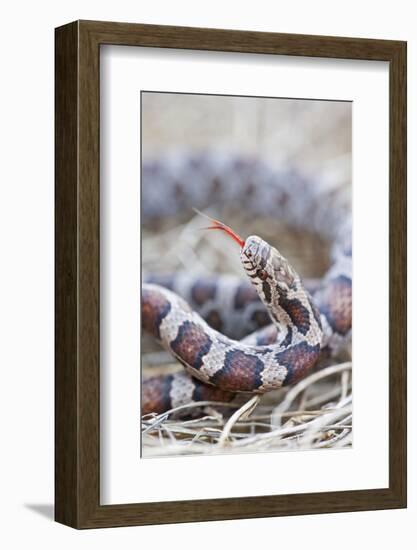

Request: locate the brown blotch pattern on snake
(141, 288), (172, 338)
(141, 374), (174, 416)
(280, 342), (321, 385)
(320, 275), (352, 336)
(191, 280), (217, 306)
(210, 349), (265, 392)
(170, 321), (213, 370)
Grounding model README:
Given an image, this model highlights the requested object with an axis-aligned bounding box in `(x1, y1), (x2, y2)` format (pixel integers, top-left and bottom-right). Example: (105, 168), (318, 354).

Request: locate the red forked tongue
(193, 208), (245, 248)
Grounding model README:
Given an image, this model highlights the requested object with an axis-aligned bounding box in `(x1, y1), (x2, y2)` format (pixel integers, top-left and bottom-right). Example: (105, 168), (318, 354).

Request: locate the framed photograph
(55, 20), (406, 528)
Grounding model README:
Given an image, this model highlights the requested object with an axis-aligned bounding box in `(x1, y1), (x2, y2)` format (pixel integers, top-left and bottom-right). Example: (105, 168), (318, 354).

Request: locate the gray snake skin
(141, 152), (352, 415)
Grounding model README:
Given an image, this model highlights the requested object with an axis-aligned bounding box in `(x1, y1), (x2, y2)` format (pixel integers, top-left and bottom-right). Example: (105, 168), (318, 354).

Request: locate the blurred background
(141, 92), (352, 457)
(141, 92), (351, 283)
(142, 92), (351, 179)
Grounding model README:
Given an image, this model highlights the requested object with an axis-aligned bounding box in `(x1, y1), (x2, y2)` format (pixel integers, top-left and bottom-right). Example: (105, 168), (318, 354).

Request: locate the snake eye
(257, 269), (268, 281)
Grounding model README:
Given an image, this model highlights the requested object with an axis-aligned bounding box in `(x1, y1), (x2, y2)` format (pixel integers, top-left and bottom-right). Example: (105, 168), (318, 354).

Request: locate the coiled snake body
(141, 152), (352, 415)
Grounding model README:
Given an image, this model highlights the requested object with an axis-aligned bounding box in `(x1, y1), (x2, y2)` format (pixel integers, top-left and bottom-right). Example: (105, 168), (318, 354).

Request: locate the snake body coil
(141, 152), (352, 415)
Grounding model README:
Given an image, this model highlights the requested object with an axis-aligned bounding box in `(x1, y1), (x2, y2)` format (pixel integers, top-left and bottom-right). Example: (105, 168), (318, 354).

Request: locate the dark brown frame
(55, 20), (407, 529)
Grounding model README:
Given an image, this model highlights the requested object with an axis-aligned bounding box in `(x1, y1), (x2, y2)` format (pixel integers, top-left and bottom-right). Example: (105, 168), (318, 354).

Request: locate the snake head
(241, 235), (297, 295)
(195, 210), (297, 295)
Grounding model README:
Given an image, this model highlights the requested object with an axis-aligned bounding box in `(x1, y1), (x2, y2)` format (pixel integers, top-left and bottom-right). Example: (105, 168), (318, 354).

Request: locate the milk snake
(141, 152), (352, 415)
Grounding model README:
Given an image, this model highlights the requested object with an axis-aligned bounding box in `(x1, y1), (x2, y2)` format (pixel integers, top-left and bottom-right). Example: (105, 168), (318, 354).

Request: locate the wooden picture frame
(55, 20), (407, 528)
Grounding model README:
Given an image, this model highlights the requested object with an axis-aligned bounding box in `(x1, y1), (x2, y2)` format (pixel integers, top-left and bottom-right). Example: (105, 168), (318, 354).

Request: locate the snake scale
(141, 152), (352, 415)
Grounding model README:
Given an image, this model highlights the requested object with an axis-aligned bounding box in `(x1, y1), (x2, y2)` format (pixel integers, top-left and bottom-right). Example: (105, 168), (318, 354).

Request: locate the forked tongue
(193, 208), (245, 248)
